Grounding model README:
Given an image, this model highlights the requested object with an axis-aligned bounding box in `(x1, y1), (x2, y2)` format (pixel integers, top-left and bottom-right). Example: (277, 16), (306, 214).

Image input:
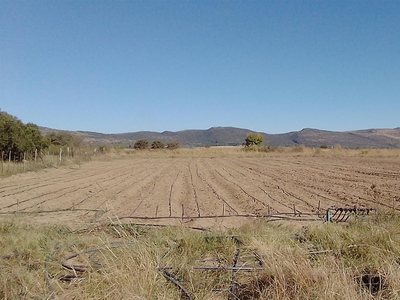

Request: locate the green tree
(22, 123), (50, 154)
(0, 112), (24, 156)
(0, 112), (50, 160)
(151, 140), (165, 149)
(134, 139), (149, 150)
(47, 132), (72, 146)
(46, 132), (83, 149)
(245, 133), (264, 147)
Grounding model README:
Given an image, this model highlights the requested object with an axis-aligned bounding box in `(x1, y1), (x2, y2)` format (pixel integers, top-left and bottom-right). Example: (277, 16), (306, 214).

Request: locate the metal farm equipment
(326, 206), (376, 223)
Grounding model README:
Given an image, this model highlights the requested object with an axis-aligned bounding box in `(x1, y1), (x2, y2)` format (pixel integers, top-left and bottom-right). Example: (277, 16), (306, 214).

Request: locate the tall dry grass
(1, 214), (399, 299)
(102, 145), (400, 160)
(0, 151), (93, 177)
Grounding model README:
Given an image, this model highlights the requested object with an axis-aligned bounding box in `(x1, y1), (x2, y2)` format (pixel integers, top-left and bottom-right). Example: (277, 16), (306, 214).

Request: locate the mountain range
(39, 126), (400, 149)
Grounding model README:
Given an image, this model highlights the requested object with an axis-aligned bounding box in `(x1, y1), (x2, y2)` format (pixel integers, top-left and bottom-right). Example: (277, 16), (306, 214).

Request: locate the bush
(134, 139), (149, 150)
(151, 141), (165, 149)
(245, 133), (264, 147)
(166, 141), (180, 150)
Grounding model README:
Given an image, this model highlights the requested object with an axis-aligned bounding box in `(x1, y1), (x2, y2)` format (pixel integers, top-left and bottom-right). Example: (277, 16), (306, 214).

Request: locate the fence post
(326, 208), (331, 222)
(1, 151), (3, 175)
(35, 149), (37, 163)
(59, 148), (62, 163)
(9, 151), (11, 163)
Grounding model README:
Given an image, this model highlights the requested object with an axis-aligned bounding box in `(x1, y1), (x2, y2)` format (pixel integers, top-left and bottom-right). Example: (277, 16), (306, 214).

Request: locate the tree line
(132, 139), (180, 150)
(1, 111), (265, 161)
(0, 111), (82, 161)
(1, 111), (182, 161)
(0, 111), (50, 161)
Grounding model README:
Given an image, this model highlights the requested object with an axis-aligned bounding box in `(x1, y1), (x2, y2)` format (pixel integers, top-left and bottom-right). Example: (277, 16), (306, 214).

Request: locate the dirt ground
(1, 156), (399, 229)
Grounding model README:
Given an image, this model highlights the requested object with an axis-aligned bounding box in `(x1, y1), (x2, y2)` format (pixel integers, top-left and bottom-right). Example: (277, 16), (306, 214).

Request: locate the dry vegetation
(1, 214), (400, 299)
(1, 146), (400, 299)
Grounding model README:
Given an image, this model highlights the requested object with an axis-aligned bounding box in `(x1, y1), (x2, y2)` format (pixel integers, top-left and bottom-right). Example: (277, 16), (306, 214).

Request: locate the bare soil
(1, 156), (399, 229)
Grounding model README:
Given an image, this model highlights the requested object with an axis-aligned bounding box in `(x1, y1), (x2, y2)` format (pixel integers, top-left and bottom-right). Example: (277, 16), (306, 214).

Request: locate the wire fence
(0, 148), (98, 176)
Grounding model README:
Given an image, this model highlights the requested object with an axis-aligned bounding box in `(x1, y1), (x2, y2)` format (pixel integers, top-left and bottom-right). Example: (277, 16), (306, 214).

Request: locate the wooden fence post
(59, 148), (62, 163)
(1, 151), (3, 175)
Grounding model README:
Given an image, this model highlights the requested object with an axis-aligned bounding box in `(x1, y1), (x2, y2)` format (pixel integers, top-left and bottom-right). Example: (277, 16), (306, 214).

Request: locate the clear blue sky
(1, 0), (399, 134)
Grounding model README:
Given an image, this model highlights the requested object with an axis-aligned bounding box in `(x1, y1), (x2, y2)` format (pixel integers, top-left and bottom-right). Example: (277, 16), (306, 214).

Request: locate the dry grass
(1, 213), (399, 299)
(0, 152), (92, 177)
(2, 146), (400, 177)
(1, 146), (400, 298)
(104, 146), (400, 160)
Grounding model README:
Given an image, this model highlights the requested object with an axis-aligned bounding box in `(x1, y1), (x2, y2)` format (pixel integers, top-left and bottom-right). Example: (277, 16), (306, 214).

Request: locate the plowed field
(1, 156), (399, 228)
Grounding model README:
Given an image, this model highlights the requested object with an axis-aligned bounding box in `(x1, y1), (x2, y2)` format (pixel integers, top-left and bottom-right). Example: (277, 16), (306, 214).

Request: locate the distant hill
(39, 126), (400, 149)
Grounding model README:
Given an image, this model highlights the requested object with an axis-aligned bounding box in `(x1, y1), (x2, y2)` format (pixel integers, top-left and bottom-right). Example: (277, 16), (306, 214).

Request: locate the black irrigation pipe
(0, 211), (325, 223)
(2, 228), (369, 300)
(104, 212), (323, 221)
(44, 240), (139, 299)
(159, 235), (265, 300)
(62, 249), (100, 273)
(169, 171), (181, 217)
(229, 237), (242, 300)
(44, 243), (60, 300)
(158, 241), (193, 300)
(188, 164), (201, 217)
(1, 251), (29, 260)
(61, 241), (137, 273)
(0, 182), (96, 211)
(194, 163), (239, 215)
(52, 220), (208, 242)
(193, 266), (264, 271)
(0, 208), (103, 215)
(213, 168), (271, 212)
(158, 267), (193, 300)
(265, 215), (323, 222)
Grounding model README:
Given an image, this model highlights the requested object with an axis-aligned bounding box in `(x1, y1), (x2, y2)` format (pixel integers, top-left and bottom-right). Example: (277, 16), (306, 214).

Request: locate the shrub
(166, 141), (180, 150)
(245, 133), (264, 147)
(151, 140), (165, 149)
(134, 139), (149, 150)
